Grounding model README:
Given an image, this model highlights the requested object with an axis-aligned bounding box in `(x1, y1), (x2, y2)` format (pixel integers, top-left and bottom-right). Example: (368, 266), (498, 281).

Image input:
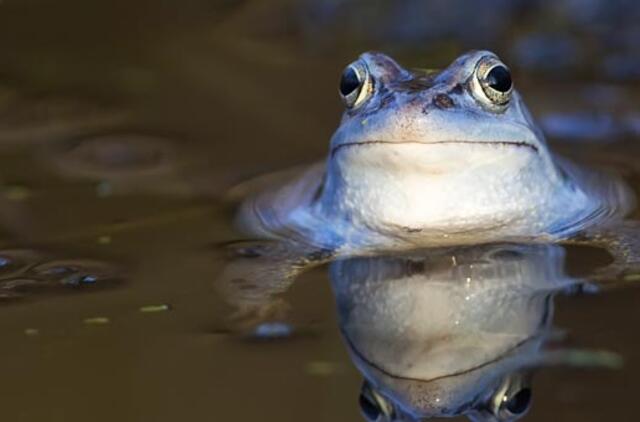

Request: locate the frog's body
(234, 50), (632, 251)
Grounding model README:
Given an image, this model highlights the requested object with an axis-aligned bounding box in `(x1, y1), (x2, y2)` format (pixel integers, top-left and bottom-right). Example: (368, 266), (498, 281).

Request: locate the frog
(232, 50), (634, 253)
(217, 50), (639, 422)
(219, 49), (640, 340)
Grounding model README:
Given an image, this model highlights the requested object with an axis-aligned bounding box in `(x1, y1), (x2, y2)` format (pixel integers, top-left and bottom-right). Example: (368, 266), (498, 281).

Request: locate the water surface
(0, 1), (639, 421)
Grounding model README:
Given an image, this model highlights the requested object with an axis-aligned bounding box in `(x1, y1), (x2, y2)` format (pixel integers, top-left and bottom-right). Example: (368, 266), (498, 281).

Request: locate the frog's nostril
(433, 93), (455, 109)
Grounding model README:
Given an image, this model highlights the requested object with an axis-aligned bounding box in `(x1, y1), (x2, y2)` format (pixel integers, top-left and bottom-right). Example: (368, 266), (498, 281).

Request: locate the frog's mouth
(343, 326), (535, 385)
(331, 140), (538, 157)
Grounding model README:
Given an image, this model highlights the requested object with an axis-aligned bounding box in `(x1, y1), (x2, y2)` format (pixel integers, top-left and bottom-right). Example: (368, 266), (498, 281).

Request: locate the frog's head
(319, 50), (582, 240)
(331, 50), (548, 169)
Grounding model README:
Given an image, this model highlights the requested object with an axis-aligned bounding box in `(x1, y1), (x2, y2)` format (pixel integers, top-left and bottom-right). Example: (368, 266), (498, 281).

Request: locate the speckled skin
(236, 51), (631, 251)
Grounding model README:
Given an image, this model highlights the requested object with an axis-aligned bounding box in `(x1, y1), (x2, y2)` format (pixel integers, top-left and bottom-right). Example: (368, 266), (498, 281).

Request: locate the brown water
(0, 1), (639, 421)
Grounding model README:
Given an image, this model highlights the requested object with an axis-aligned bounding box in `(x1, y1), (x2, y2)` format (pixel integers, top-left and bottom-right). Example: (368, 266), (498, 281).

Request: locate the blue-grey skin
(331, 244), (590, 422)
(220, 50), (636, 422)
(235, 51), (632, 252)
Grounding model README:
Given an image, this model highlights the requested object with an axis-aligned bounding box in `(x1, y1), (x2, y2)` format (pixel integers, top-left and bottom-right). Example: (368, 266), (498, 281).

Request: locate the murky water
(1, 1), (640, 421)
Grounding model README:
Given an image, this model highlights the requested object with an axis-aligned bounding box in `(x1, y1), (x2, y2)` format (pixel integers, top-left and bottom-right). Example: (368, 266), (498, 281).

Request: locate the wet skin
(217, 53), (640, 422)
(219, 51), (640, 422)
(235, 50), (632, 252)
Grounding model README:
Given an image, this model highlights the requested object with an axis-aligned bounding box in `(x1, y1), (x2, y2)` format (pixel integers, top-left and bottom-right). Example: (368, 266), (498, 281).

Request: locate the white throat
(318, 143), (587, 241)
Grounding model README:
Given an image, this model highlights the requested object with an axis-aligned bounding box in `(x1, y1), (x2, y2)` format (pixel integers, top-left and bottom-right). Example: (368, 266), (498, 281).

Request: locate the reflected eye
(359, 382), (394, 421)
(473, 56), (513, 107)
(496, 388), (532, 420)
(505, 388), (532, 415)
(339, 60), (372, 108)
(359, 392), (382, 421)
(489, 374), (533, 421)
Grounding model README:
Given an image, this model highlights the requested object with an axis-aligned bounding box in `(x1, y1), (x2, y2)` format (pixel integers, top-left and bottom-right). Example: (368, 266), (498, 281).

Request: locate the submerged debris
(83, 317), (110, 325)
(24, 328), (39, 336)
(4, 185), (31, 202)
(97, 235), (112, 245)
(305, 361), (337, 377)
(139, 304), (171, 313)
(252, 322), (293, 339)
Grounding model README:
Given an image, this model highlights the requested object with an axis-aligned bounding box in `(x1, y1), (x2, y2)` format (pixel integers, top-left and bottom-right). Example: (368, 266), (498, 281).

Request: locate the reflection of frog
(332, 244), (586, 421)
(217, 242), (620, 421)
(233, 50), (633, 251)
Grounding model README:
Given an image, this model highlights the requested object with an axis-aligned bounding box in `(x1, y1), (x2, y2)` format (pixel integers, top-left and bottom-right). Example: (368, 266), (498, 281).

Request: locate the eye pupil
(486, 65), (512, 93)
(340, 66), (362, 97)
(475, 58), (513, 106)
(359, 393), (381, 421)
(505, 388), (532, 414)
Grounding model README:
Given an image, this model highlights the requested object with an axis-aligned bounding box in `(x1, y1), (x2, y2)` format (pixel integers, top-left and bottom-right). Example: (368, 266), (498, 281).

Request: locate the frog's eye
(339, 60), (373, 109)
(473, 56), (513, 107)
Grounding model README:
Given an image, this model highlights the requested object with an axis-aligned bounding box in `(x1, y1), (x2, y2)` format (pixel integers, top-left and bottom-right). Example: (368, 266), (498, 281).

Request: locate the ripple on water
(0, 86), (127, 147)
(41, 132), (199, 196)
(47, 133), (177, 179)
(0, 249), (122, 301)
